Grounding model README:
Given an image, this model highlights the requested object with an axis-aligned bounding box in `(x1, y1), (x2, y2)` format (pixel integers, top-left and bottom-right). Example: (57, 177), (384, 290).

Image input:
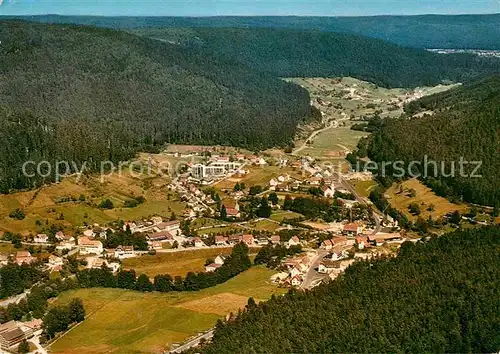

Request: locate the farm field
(49, 267), (285, 354)
(385, 179), (469, 221)
(122, 248), (235, 277)
(0, 162), (185, 235)
(299, 125), (368, 159)
(288, 77), (456, 161)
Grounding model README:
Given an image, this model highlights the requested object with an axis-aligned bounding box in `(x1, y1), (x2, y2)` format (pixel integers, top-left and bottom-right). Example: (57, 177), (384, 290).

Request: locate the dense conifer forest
(0, 21), (314, 192)
(6, 14), (500, 49)
(365, 75), (500, 207)
(130, 27), (500, 88)
(202, 226), (500, 353)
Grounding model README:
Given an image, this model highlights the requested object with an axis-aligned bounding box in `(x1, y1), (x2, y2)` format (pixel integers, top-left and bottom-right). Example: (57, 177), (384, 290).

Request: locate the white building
(34, 234), (49, 243)
(78, 237), (103, 255)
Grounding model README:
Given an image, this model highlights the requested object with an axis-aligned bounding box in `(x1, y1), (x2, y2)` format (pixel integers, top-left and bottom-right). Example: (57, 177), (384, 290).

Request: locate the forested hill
(131, 27), (500, 88)
(0, 21), (314, 192)
(202, 226), (500, 353)
(366, 75), (500, 207)
(4, 14), (500, 49)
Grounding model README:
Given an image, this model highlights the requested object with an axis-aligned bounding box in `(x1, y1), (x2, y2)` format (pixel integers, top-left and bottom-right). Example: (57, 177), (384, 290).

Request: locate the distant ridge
(2, 13), (500, 49)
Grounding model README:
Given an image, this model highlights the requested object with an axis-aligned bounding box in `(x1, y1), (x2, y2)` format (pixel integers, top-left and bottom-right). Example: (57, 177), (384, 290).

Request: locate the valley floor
(49, 267), (285, 354)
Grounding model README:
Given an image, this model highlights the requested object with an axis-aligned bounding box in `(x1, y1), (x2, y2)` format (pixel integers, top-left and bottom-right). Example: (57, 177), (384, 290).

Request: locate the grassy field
(0, 163), (185, 235)
(299, 125), (368, 159)
(122, 248), (235, 277)
(248, 219), (281, 232)
(385, 179), (469, 221)
(190, 218), (221, 230)
(348, 179), (378, 198)
(50, 267), (285, 354)
(269, 211), (303, 222)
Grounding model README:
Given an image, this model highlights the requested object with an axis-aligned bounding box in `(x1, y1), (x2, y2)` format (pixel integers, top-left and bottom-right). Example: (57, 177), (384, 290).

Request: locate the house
(287, 236), (301, 247)
(269, 235), (281, 245)
(308, 177), (321, 186)
(114, 245), (136, 259)
(228, 234), (243, 245)
(214, 235), (227, 246)
(0, 254), (7, 267)
(194, 237), (205, 248)
(270, 272), (288, 283)
(15, 251), (35, 265)
(148, 241), (163, 250)
(289, 266), (302, 279)
(291, 274), (303, 287)
(86, 257), (120, 273)
(320, 239), (334, 250)
(83, 229), (96, 238)
(330, 250), (349, 261)
(214, 255), (227, 265)
(356, 236), (367, 250)
(256, 237), (269, 245)
(205, 263), (222, 272)
(242, 234), (255, 246)
(368, 233), (403, 246)
(78, 237), (103, 255)
(48, 255), (64, 267)
(343, 223), (363, 236)
(151, 216), (163, 225)
(56, 238), (76, 251)
(34, 233), (49, 243)
(275, 183), (289, 192)
(322, 185), (335, 198)
(18, 319), (42, 338)
(225, 207), (241, 218)
(332, 235), (355, 247)
(0, 321), (26, 350)
(155, 220), (181, 234)
(183, 208), (196, 218)
(269, 178), (279, 190)
(148, 231), (174, 243)
(55, 231), (66, 241)
(318, 259), (340, 274)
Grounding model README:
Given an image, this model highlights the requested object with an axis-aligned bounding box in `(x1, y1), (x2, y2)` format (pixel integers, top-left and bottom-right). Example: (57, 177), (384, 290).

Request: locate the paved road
(169, 329), (215, 353)
(292, 121), (335, 156)
(339, 174), (382, 235)
(0, 291), (28, 308)
(300, 250), (329, 289)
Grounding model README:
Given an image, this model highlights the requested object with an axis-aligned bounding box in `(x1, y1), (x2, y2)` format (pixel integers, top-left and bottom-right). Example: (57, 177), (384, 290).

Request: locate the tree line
(76, 242), (251, 292)
(201, 226), (500, 353)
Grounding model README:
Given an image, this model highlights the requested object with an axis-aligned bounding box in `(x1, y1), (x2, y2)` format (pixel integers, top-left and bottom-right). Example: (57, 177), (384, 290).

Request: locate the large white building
(191, 161), (241, 180)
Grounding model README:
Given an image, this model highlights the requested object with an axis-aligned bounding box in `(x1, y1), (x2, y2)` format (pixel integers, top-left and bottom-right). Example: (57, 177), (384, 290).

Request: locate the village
(0, 76), (450, 354)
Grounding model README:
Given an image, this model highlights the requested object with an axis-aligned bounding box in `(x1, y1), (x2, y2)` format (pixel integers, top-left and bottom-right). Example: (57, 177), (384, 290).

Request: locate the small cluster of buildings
(0, 319), (42, 351)
(204, 254), (227, 272)
(271, 252), (315, 287)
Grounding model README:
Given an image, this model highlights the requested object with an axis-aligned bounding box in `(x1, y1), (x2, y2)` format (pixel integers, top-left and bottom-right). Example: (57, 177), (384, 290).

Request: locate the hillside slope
(203, 226), (500, 353)
(0, 21), (314, 192)
(5, 14), (500, 49)
(131, 27), (500, 88)
(366, 75), (500, 206)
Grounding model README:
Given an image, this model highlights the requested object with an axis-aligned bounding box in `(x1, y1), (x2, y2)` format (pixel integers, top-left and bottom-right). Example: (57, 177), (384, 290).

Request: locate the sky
(0, 0), (499, 17)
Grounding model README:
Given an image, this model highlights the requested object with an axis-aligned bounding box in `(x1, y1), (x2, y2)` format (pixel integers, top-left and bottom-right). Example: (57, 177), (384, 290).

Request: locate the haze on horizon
(0, 0), (499, 17)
